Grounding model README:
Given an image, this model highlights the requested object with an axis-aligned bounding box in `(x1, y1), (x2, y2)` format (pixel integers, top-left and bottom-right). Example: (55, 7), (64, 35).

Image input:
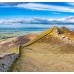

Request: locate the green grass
(22, 27), (53, 47)
(6, 46), (19, 54)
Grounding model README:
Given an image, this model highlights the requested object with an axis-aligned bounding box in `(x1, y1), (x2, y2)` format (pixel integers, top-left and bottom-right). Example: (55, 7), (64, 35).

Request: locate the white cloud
(15, 3), (74, 13)
(68, 2), (74, 6)
(0, 16), (74, 25)
(0, 16), (74, 29)
(0, 3), (74, 13)
(52, 12), (61, 14)
(48, 18), (55, 21)
(58, 16), (74, 22)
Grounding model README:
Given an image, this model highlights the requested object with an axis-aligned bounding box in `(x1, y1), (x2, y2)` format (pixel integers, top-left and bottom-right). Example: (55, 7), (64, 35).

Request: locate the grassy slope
(11, 43), (74, 72)
(10, 26), (74, 72)
(9, 27), (54, 71)
(6, 46), (19, 54)
(0, 37), (18, 57)
(0, 46), (19, 57)
(22, 27), (53, 47)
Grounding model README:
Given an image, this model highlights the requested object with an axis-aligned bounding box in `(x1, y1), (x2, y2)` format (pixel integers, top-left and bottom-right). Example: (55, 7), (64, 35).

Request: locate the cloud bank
(0, 16), (74, 25)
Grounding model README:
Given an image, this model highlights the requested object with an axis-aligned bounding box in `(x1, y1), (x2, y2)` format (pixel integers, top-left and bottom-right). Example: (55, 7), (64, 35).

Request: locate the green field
(0, 31), (41, 40)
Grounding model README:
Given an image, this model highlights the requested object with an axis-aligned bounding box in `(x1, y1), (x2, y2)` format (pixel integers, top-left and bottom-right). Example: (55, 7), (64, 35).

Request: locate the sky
(0, 2), (74, 29)
(0, 2), (74, 18)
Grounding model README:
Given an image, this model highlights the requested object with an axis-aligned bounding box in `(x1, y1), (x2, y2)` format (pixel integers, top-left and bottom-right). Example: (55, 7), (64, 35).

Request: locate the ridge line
(23, 28), (54, 47)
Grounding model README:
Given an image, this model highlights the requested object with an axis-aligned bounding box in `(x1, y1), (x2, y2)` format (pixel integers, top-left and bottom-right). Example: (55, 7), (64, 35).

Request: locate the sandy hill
(10, 26), (74, 72)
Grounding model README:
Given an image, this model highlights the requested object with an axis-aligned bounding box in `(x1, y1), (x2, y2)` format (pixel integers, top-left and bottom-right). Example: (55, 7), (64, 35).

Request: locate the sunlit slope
(11, 26), (74, 72)
(22, 26), (74, 53)
(60, 26), (74, 41)
(0, 34), (33, 57)
(23, 26), (74, 45)
(23, 26), (70, 47)
(23, 26), (59, 47)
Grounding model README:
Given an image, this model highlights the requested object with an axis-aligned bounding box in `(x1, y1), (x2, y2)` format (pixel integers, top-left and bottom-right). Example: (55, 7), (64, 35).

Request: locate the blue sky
(0, 2), (74, 19)
(0, 2), (74, 29)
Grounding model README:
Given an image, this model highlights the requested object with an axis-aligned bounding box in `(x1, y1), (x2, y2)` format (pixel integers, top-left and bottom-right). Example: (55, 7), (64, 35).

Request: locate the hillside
(0, 33), (37, 72)
(10, 26), (74, 72)
(0, 34), (37, 57)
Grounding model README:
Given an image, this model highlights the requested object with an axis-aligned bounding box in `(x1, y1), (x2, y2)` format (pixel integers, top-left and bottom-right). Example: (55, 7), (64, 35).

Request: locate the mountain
(10, 26), (74, 72)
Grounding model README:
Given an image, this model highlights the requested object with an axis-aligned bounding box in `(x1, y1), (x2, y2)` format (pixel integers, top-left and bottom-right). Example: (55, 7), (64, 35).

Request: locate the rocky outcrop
(0, 53), (19, 72)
